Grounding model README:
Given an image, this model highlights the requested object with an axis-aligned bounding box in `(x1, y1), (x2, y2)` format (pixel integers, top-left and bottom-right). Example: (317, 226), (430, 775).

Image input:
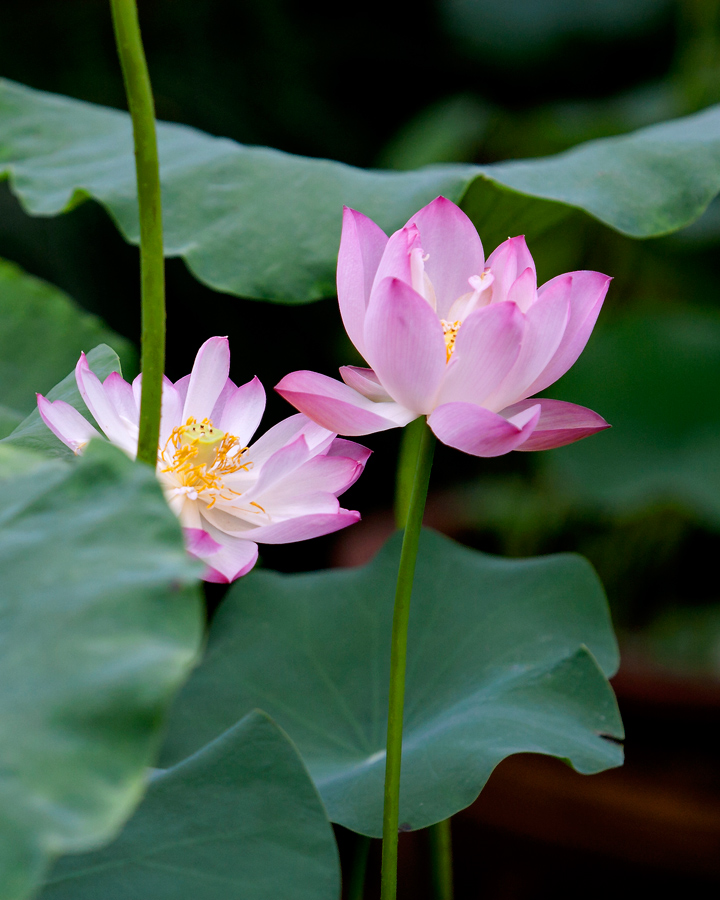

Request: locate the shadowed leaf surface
(1, 344), (121, 459)
(0, 258), (135, 416)
(0, 442), (203, 900)
(40, 712), (340, 900)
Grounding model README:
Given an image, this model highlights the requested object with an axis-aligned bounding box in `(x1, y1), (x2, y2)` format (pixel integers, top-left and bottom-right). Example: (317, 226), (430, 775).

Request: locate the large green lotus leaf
(543, 306), (720, 525)
(0, 441), (203, 900)
(0, 257), (136, 416)
(2, 78), (720, 302)
(160, 529), (622, 837)
(1, 344), (120, 459)
(40, 712), (340, 900)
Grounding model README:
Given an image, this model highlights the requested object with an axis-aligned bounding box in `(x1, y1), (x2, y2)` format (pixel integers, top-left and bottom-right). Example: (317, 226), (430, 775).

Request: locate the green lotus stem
(110, 0), (165, 466)
(347, 834), (372, 900)
(393, 423), (454, 900)
(394, 416), (426, 528)
(428, 818), (454, 900)
(381, 419), (435, 900)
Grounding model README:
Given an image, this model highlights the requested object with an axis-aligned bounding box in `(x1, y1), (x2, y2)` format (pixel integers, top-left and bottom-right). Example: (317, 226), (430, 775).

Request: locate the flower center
(441, 319), (462, 362)
(160, 417), (251, 507)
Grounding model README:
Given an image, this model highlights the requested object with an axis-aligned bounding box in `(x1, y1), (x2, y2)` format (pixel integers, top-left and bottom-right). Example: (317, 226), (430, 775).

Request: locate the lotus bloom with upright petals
(276, 197), (611, 457)
(37, 337), (369, 582)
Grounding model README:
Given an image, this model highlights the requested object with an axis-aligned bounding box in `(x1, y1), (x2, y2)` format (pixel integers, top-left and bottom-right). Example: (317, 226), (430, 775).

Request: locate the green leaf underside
(1, 344), (121, 459)
(0, 258), (136, 415)
(544, 306), (720, 524)
(40, 712), (340, 900)
(2, 78), (720, 302)
(160, 529), (623, 837)
(0, 441), (203, 900)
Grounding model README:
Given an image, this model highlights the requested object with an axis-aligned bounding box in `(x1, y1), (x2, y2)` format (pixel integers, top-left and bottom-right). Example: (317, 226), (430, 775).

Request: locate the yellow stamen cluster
(441, 319), (462, 362)
(160, 417), (251, 508)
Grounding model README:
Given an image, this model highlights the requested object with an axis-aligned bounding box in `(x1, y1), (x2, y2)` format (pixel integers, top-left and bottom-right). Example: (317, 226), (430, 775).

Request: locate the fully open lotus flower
(276, 197), (611, 457)
(37, 337), (369, 582)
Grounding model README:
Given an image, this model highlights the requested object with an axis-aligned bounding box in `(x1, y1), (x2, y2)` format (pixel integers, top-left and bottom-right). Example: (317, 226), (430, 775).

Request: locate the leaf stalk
(428, 817), (454, 900)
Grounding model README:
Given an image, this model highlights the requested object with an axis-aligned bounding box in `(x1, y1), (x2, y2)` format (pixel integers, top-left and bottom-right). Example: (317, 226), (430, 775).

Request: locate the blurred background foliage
(2, 0), (720, 678)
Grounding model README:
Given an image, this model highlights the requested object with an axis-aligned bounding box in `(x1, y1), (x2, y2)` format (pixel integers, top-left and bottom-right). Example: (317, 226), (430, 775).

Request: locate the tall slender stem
(393, 423), (455, 900)
(428, 818), (454, 900)
(380, 420), (435, 900)
(394, 416), (425, 529)
(347, 834), (372, 900)
(110, 0), (165, 466)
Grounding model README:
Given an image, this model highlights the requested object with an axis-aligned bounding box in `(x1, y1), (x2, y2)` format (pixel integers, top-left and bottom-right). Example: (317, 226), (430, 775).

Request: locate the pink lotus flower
(276, 197), (611, 457)
(37, 337), (369, 582)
